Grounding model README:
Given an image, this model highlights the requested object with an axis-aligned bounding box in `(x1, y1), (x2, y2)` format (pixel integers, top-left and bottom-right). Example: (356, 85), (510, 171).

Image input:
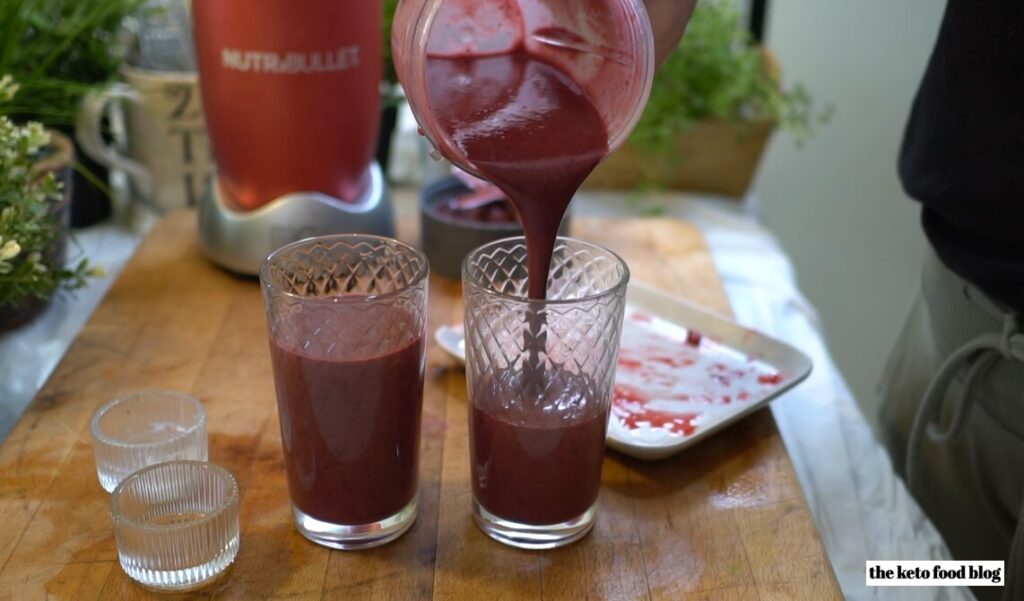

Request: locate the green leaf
(630, 0), (831, 160)
(0, 79), (100, 308)
(0, 0), (142, 126)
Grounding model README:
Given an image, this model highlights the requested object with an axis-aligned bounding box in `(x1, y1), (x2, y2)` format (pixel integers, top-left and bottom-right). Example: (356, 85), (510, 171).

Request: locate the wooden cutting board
(0, 208), (841, 600)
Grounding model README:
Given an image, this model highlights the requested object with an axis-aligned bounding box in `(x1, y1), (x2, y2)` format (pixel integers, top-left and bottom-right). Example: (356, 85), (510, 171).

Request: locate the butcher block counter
(0, 209), (841, 600)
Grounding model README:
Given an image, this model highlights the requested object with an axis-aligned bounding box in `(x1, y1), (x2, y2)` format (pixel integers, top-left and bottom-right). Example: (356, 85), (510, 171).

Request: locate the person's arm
(644, 0), (698, 66)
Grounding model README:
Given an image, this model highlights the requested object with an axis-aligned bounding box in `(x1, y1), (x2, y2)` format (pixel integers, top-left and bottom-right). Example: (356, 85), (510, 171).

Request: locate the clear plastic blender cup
(392, 0), (655, 174)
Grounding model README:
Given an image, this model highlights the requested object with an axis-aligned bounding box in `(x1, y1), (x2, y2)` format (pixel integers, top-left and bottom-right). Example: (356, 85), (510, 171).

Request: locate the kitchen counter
(0, 203), (841, 599)
(0, 189), (968, 600)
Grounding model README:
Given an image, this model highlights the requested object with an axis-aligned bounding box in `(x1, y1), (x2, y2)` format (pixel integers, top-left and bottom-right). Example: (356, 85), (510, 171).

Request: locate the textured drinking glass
(261, 235), (429, 550)
(111, 460), (240, 591)
(91, 391), (208, 493)
(463, 237), (629, 549)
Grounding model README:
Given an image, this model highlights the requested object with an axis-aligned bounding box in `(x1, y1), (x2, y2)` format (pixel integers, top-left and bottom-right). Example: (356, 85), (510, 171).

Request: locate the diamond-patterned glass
(462, 237), (629, 421)
(261, 235), (429, 358)
(259, 235), (429, 549)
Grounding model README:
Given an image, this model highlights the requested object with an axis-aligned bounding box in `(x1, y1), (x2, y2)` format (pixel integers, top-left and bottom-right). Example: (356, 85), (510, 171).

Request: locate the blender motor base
(199, 163), (394, 275)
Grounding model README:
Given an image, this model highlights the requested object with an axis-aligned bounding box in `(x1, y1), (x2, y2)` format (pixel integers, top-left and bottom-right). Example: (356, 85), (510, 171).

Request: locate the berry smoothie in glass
(261, 235), (428, 550)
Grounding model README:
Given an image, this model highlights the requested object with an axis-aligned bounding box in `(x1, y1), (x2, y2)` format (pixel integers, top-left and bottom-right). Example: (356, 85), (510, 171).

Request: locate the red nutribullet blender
(194, 0), (394, 274)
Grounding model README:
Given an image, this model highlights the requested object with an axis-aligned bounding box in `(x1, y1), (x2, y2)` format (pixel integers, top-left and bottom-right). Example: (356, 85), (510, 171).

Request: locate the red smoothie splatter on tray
(612, 385), (698, 437)
(611, 309), (785, 441)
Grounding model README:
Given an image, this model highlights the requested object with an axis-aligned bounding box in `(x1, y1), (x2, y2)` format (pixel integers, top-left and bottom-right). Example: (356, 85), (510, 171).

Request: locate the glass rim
(461, 236), (631, 306)
(260, 233), (430, 305)
(91, 390), (206, 450)
(110, 460), (239, 532)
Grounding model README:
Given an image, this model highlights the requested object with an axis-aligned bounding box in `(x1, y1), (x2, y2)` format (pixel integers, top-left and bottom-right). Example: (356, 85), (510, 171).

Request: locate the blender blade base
(199, 163), (395, 275)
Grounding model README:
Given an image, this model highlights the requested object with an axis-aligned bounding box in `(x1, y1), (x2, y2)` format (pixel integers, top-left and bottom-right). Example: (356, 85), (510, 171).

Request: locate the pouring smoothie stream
(395, 0), (656, 548)
(426, 51), (608, 299)
(397, 0), (655, 299)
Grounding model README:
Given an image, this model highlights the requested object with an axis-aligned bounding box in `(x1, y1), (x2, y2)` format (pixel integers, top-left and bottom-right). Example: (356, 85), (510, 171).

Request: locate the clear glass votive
(111, 460), (240, 592)
(463, 237), (629, 549)
(261, 234), (429, 550)
(91, 390), (208, 492)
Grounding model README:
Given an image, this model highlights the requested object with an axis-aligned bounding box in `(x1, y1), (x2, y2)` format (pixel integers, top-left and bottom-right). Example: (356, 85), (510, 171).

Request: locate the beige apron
(878, 249), (1024, 601)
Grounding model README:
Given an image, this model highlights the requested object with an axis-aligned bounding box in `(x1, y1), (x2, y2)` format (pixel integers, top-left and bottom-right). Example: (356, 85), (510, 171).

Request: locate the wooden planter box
(587, 48), (779, 198)
(585, 119), (774, 198)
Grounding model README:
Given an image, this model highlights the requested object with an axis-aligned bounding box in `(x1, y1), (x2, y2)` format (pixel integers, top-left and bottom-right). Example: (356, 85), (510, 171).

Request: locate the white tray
(606, 283), (812, 460)
(434, 282), (813, 461)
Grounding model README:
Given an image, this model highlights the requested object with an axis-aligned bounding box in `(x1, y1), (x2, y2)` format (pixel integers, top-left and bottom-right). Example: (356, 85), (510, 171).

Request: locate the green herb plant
(0, 0), (142, 127)
(631, 0), (831, 158)
(0, 76), (100, 310)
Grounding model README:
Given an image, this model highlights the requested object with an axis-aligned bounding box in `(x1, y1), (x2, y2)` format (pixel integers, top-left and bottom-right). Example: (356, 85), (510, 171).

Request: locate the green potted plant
(0, 0), (143, 226)
(587, 0), (830, 197)
(0, 76), (100, 331)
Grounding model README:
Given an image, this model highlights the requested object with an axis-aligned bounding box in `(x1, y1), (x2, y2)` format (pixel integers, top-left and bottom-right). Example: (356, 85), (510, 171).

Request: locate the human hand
(644, 0), (698, 66)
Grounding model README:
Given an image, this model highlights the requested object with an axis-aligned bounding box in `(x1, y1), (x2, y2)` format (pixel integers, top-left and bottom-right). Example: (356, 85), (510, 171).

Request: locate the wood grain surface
(0, 208), (841, 600)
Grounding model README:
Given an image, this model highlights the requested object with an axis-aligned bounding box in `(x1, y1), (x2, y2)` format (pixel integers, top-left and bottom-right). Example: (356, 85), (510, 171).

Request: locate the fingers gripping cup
(261, 235), (429, 550)
(463, 237), (629, 549)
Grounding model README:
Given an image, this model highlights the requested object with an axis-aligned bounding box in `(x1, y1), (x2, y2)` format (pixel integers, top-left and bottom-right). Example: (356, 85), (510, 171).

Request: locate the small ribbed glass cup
(91, 391), (208, 492)
(111, 460), (240, 591)
(463, 237), (629, 549)
(261, 234), (429, 550)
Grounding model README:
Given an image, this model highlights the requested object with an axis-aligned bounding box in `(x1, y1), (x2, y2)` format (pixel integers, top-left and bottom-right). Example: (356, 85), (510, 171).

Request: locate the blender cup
(392, 0), (656, 175)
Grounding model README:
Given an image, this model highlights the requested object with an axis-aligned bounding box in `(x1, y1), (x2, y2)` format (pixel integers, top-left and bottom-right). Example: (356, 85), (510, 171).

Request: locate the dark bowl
(420, 177), (571, 281)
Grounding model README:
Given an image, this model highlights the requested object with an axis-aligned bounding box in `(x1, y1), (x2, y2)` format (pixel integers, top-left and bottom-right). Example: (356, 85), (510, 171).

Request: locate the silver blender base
(198, 163), (394, 275)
